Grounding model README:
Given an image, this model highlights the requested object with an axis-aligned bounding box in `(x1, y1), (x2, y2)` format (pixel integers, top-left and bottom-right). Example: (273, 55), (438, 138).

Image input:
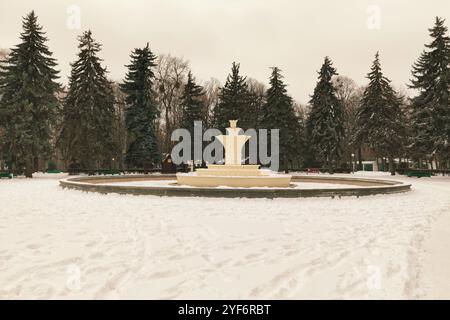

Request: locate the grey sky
(1, 0), (449, 103)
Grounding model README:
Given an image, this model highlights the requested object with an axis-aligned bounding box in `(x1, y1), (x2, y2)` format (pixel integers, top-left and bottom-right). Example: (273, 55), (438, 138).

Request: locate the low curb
(59, 174), (412, 198)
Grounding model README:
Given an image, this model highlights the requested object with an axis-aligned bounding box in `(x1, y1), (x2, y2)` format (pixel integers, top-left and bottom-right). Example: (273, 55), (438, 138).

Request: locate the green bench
(46, 169), (63, 174)
(407, 170), (432, 178)
(96, 169), (122, 176)
(0, 172), (13, 179)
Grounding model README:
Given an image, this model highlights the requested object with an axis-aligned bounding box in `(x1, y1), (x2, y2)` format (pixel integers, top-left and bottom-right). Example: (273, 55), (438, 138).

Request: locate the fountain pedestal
(176, 120), (292, 188)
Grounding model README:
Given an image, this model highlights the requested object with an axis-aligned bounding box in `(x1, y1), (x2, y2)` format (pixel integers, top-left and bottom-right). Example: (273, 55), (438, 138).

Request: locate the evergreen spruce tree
(60, 30), (117, 170)
(213, 62), (251, 131)
(306, 57), (345, 173)
(180, 71), (205, 160)
(0, 11), (60, 177)
(181, 71), (205, 132)
(260, 67), (300, 172)
(409, 17), (450, 167)
(246, 78), (267, 130)
(353, 53), (405, 175)
(120, 44), (160, 169)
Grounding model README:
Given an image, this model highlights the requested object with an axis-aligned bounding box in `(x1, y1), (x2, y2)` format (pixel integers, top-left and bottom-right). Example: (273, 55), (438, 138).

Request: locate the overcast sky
(1, 0), (450, 103)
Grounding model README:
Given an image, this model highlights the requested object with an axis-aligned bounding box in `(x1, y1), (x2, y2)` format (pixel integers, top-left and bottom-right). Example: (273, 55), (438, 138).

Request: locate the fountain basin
(177, 164), (292, 187)
(59, 174), (412, 198)
(176, 172), (292, 188)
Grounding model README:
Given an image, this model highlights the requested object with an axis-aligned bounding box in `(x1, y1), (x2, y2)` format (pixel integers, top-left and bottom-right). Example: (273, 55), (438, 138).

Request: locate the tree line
(0, 11), (449, 177)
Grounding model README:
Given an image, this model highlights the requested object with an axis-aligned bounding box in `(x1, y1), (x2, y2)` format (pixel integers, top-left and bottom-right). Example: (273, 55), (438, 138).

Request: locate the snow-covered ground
(0, 172), (449, 299)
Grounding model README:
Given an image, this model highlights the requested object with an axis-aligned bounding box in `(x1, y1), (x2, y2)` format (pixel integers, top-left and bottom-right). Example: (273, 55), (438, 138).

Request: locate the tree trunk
(34, 156), (40, 173)
(25, 158), (33, 178)
(284, 157), (289, 174)
(358, 147), (362, 171)
(388, 155), (395, 176)
(328, 158), (334, 175)
(165, 109), (171, 154)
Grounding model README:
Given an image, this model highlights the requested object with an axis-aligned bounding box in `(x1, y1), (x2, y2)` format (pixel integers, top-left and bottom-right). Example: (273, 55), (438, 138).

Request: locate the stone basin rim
(59, 174), (412, 198)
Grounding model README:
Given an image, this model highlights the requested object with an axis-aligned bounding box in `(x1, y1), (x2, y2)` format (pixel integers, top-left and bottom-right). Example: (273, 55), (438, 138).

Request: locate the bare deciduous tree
(332, 75), (364, 167)
(201, 77), (221, 128)
(293, 101), (309, 120)
(154, 54), (190, 153)
(111, 82), (127, 169)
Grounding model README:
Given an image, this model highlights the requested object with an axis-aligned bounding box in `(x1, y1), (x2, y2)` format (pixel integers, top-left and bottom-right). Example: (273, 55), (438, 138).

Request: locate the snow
(0, 172), (449, 299)
(100, 179), (353, 190)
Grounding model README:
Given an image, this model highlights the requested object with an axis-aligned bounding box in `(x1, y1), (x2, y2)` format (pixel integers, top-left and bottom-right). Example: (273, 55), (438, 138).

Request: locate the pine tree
(354, 53), (405, 175)
(409, 17), (450, 167)
(120, 43), (160, 169)
(179, 71), (205, 161)
(0, 11), (60, 177)
(60, 30), (117, 170)
(213, 62), (251, 131)
(261, 67), (300, 172)
(246, 78), (266, 130)
(181, 71), (205, 132)
(306, 57), (345, 173)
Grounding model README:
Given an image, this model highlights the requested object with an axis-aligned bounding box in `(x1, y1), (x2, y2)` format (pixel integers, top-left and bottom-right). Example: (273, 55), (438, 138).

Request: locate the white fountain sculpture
(176, 120), (292, 187)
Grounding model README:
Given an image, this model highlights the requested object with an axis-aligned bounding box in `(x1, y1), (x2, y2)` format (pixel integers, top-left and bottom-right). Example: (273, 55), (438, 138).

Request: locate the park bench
(307, 168), (320, 174)
(97, 169), (122, 176)
(46, 169), (62, 174)
(406, 170), (432, 178)
(0, 171), (13, 179)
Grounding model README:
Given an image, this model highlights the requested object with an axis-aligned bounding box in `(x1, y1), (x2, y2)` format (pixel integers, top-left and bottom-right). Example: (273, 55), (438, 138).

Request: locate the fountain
(60, 120), (412, 198)
(176, 120), (292, 187)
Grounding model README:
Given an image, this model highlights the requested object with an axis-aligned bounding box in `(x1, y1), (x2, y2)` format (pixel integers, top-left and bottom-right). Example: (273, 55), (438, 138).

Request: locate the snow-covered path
(0, 173), (449, 299)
